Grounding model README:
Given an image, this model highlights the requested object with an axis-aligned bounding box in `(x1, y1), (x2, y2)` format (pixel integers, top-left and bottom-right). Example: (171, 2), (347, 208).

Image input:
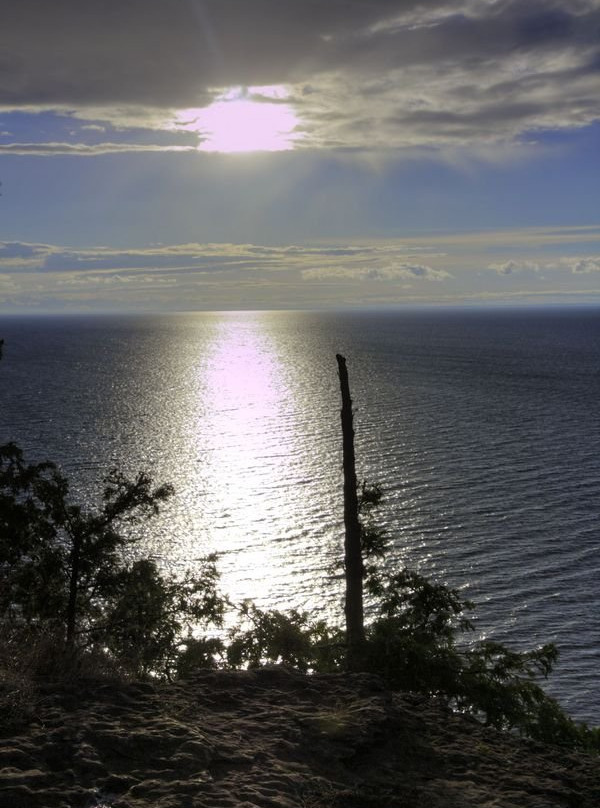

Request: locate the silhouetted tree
(336, 354), (366, 669)
(0, 343), (225, 676)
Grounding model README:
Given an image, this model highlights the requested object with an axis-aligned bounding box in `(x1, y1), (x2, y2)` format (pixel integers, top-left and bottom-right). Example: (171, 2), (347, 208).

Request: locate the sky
(0, 0), (599, 312)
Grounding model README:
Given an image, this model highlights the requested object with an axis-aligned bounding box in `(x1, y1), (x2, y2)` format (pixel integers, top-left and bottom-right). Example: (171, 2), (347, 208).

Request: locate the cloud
(0, 241), (452, 277)
(488, 260), (541, 275)
(0, 0), (394, 106)
(39, 246), (271, 273)
(4, 233), (600, 311)
(0, 241), (49, 261)
(54, 273), (177, 288)
(489, 254), (600, 276)
(0, 0), (598, 152)
(0, 242), (55, 271)
(0, 141), (195, 156)
(567, 257), (600, 273)
(5, 238), (600, 296)
(302, 264), (452, 281)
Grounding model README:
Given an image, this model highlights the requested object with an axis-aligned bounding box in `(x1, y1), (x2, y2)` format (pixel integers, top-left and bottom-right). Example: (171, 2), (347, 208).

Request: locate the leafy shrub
(97, 555), (225, 678)
(361, 566), (599, 750)
(227, 602), (343, 673)
(0, 441), (226, 679)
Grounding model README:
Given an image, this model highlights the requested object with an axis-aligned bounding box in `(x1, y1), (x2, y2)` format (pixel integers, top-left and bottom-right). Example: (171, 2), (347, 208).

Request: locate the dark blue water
(1, 307), (599, 723)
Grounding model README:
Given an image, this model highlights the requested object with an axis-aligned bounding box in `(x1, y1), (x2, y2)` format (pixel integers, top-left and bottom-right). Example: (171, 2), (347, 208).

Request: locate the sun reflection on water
(192, 312), (308, 607)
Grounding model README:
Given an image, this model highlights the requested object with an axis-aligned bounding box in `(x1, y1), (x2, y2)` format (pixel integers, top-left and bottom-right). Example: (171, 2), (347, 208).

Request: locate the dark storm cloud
(0, 0), (401, 106)
(334, 4), (593, 73)
(0, 0), (596, 106)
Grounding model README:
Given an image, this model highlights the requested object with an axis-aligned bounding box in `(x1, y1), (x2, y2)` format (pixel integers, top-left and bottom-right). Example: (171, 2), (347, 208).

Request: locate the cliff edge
(1, 666), (599, 808)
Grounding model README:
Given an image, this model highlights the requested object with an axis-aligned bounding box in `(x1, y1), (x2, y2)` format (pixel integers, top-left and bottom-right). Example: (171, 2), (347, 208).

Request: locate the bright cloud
(488, 260), (541, 275)
(0, 142), (195, 156)
(302, 265), (452, 282)
(568, 257), (600, 273)
(3, 231), (600, 312)
(0, 241), (449, 277)
(489, 255), (600, 276)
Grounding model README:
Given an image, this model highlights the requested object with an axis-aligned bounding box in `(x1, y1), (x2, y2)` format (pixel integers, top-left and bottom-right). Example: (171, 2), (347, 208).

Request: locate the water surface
(1, 307), (599, 722)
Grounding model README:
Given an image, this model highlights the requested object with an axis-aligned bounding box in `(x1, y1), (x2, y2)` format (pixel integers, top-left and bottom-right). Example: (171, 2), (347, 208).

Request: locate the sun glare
(194, 313), (302, 604)
(175, 86), (302, 153)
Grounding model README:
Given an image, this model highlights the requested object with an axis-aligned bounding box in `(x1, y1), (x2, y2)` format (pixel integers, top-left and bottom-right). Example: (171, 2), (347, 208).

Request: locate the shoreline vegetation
(1, 338), (599, 806)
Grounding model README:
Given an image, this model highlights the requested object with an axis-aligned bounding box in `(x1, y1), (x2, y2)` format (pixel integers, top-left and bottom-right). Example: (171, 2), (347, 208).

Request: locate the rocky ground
(1, 666), (599, 808)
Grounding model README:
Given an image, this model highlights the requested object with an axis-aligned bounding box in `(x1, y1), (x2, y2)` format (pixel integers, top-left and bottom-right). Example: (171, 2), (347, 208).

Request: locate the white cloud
(0, 241), (452, 277)
(566, 257), (600, 273)
(4, 231), (600, 310)
(489, 254), (600, 276)
(0, 141), (195, 156)
(302, 264), (452, 281)
(488, 260), (541, 275)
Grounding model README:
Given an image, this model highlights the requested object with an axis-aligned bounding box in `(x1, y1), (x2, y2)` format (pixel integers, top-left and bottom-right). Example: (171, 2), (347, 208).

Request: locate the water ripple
(1, 308), (600, 723)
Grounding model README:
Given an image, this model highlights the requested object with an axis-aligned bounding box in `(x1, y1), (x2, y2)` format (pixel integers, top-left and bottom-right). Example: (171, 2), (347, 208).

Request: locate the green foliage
(363, 568), (473, 694)
(0, 438), (225, 678)
(358, 481), (388, 572)
(0, 622), (61, 732)
(227, 602), (343, 673)
(0, 442), (72, 625)
(361, 564), (599, 751)
(175, 635), (227, 677)
(96, 556), (225, 678)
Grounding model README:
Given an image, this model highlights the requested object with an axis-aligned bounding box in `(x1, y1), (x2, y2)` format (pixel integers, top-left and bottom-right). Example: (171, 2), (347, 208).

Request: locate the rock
(0, 668), (598, 808)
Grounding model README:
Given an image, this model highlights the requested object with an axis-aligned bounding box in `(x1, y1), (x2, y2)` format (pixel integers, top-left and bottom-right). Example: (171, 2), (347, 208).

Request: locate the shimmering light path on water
(1, 308), (599, 723)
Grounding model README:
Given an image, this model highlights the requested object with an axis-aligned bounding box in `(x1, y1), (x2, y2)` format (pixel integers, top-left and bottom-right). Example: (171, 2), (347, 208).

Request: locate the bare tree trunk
(336, 354), (365, 670)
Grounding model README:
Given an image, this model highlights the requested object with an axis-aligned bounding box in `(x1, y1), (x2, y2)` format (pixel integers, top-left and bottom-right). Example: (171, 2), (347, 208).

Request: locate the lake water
(1, 307), (599, 723)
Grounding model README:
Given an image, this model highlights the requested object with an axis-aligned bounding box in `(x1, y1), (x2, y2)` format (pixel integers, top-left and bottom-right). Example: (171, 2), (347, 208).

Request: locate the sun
(175, 86), (302, 153)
